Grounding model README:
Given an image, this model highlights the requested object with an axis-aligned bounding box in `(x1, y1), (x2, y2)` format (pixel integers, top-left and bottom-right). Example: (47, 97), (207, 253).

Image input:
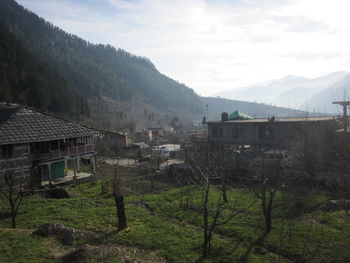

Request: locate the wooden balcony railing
(190, 133), (208, 142)
(32, 144), (94, 160)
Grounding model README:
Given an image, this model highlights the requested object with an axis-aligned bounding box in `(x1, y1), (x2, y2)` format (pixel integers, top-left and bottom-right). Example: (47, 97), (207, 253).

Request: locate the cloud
(284, 52), (350, 61)
(16, 0), (350, 96)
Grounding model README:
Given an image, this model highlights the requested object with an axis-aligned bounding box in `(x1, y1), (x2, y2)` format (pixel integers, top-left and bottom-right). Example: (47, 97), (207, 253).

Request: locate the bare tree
(147, 149), (164, 190)
(0, 170), (25, 228)
(250, 156), (284, 235)
(112, 165), (127, 230)
(190, 162), (254, 260)
(257, 179), (277, 235)
(288, 123), (324, 186)
(215, 148), (231, 203)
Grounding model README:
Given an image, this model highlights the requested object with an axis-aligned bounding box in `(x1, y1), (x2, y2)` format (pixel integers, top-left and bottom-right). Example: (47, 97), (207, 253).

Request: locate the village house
(135, 129), (153, 143)
(135, 127), (165, 144)
(206, 112), (338, 152)
(124, 142), (150, 158)
(99, 129), (129, 147)
(185, 110), (342, 165)
(0, 103), (97, 187)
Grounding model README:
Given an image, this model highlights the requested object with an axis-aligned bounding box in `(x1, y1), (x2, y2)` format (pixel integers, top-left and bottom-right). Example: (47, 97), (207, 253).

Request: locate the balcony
(190, 133), (208, 142)
(31, 144), (94, 161)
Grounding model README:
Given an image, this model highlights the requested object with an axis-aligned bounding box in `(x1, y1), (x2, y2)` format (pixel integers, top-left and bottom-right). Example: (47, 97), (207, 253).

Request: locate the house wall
(0, 143), (31, 187)
(1, 135), (96, 188)
(208, 120), (335, 149)
(105, 133), (128, 147)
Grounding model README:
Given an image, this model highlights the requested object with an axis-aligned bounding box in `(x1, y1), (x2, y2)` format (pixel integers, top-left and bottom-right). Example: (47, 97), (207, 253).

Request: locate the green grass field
(1, 171), (349, 263)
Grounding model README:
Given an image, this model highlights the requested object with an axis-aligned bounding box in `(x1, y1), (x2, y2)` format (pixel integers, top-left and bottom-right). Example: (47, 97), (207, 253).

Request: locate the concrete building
(185, 111), (341, 166)
(135, 127), (165, 144)
(206, 115), (338, 151)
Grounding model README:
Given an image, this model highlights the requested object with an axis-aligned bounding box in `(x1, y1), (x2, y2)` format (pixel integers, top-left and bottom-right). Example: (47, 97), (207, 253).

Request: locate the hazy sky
(17, 0), (350, 96)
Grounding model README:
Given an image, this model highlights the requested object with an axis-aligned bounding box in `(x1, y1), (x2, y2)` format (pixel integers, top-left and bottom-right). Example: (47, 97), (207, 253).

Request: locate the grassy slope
(0, 168), (349, 262)
(0, 161), (350, 263)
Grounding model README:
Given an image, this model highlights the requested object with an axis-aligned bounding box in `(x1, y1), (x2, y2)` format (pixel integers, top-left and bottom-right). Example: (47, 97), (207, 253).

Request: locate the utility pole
(333, 101), (350, 133)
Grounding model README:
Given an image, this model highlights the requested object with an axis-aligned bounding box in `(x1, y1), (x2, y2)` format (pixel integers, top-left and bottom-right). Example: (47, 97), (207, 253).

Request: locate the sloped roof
(0, 106), (96, 145)
(229, 110), (252, 120)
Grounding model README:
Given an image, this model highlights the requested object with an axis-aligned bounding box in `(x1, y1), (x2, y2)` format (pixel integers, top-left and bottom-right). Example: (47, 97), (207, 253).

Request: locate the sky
(16, 0), (350, 96)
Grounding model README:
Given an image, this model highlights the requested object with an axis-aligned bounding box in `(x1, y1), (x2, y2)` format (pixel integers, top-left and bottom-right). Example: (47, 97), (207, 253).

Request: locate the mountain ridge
(214, 71), (350, 113)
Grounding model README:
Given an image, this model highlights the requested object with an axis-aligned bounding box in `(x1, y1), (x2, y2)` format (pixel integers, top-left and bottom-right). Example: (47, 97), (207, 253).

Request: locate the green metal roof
(228, 110), (252, 120)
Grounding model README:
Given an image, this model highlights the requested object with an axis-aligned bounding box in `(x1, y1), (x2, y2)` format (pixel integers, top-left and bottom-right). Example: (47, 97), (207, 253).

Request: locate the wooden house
(0, 103), (96, 187)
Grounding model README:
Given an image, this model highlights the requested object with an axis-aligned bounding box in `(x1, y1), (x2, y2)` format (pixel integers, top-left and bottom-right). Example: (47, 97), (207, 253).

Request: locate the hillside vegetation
(0, 0), (202, 119)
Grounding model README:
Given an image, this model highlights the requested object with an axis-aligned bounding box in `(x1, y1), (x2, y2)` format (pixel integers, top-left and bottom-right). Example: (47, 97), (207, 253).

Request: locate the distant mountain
(214, 75), (310, 103)
(0, 0), (309, 130)
(214, 72), (350, 113)
(303, 75), (350, 114)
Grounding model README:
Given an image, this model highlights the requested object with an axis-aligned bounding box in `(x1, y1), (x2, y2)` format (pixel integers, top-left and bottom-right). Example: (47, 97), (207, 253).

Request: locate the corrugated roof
(228, 110), (252, 120)
(0, 106), (95, 145)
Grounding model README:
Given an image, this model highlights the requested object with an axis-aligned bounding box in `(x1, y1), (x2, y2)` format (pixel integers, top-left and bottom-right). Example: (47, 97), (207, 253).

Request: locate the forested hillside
(0, 0), (202, 120)
(0, 26), (88, 116)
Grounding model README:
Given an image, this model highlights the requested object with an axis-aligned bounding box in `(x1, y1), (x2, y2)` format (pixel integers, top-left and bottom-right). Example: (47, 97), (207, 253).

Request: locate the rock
(319, 199), (350, 212)
(44, 188), (70, 199)
(61, 247), (87, 261)
(32, 223), (75, 245)
(121, 255), (132, 263)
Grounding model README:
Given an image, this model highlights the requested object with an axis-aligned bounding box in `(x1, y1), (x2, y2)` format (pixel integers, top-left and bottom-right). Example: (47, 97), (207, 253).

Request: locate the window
(2, 145), (13, 158)
(60, 140), (68, 150)
(77, 137), (85, 145)
(232, 126), (242, 138)
(212, 126), (223, 138)
(86, 136), (92, 144)
(259, 125), (274, 139)
(50, 140), (59, 150)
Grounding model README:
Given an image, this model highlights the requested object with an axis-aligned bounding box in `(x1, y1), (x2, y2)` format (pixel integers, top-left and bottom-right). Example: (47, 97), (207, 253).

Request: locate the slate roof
(0, 106), (96, 145)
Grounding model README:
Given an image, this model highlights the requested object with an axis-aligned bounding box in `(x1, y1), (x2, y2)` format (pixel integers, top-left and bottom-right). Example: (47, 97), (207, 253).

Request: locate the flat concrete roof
(207, 116), (335, 124)
(333, 101), (350, 106)
(335, 128), (350, 133)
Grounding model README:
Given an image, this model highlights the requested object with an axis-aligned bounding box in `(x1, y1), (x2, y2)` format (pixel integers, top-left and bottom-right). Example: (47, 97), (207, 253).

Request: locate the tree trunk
(262, 190), (275, 234)
(203, 231), (210, 259)
(10, 194), (16, 228)
(265, 212), (272, 234)
(11, 213), (16, 228)
(202, 186), (210, 259)
(113, 194), (127, 230)
(222, 183), (228, 203)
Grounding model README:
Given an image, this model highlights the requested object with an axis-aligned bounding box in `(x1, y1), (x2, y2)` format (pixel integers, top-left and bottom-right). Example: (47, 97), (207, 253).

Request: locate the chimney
(221, 112), (228, 121)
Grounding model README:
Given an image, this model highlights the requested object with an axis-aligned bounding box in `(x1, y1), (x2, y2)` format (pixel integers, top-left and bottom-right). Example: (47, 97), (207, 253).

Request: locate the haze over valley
(214, 71), (350, 114)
